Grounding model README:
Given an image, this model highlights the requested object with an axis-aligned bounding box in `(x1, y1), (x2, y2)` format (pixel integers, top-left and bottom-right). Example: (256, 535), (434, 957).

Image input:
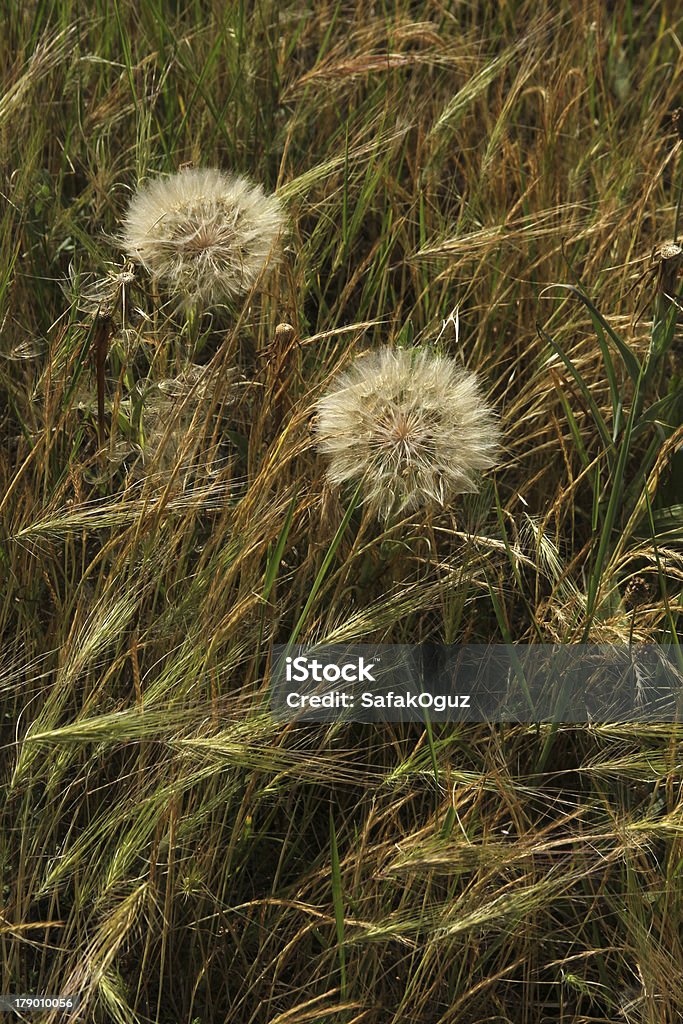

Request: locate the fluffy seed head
(139, 364), (240, 485)
(122, 167), (284, 308)
(315, 347), (500, 519)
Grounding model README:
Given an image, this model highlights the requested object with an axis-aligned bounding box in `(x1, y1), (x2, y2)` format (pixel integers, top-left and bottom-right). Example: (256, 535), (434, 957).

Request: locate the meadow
(0, 1), (682, 1021)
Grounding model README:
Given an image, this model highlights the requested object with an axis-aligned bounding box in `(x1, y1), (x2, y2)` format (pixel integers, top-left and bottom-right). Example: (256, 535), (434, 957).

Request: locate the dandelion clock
(315, 347), (499, 520)
(122, 167), (284, 309)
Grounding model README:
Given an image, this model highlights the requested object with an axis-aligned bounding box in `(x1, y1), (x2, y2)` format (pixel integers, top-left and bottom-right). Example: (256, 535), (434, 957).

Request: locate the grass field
(1, 1), (682, 1021)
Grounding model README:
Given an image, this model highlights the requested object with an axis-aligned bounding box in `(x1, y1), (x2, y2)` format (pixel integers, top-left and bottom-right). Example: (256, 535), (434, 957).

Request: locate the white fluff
(315, 347), (500, 519)
(122, 167), (284, 308)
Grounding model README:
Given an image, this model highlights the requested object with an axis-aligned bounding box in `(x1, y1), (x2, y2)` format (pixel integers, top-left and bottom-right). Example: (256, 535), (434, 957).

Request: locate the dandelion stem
(93, 313), (111, 452)
(290, 482), (362, 643)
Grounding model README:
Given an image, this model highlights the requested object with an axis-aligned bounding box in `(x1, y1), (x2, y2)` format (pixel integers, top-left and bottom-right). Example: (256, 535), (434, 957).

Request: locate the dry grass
(0, 1), (681, 1022)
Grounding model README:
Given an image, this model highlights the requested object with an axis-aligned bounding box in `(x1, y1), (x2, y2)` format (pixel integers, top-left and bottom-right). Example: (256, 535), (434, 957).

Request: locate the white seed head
(315, 347), (500, 520)
(140, 364), (239, 484)
(122, 167), (285, 308)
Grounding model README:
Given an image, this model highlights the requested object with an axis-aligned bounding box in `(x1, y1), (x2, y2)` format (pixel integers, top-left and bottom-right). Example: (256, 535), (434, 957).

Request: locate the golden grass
(0, 1), (681, 1021)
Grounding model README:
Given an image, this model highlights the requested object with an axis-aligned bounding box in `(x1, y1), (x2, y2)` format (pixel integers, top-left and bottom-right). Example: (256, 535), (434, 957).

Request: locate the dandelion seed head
(68, 260), (137, 320)
(315, 347), (499, 519)
(139, 364), (240, 487)
(122, 168), (284, 308)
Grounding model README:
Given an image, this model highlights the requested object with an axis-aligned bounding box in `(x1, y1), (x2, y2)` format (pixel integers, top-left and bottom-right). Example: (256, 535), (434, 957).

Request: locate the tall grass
(0, 1), (681, 1022)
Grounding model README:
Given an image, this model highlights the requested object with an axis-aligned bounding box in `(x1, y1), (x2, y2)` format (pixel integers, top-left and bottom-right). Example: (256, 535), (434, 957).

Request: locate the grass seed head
(122, 167), (285, 309)
(314, 346), (500, 520)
